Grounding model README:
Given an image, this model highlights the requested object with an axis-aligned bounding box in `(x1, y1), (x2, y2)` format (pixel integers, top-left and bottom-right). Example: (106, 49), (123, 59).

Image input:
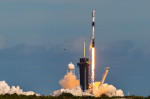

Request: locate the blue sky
(0, 0), (150, 96)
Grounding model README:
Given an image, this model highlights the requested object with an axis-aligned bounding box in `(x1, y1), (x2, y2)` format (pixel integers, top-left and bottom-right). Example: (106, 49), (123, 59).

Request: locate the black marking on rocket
(92, 22), (95, 26)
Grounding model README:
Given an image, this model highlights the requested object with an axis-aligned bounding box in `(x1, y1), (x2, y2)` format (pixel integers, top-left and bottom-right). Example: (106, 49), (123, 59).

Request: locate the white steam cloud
(51, 72), (124, 97)
(0, 81), (39, 96)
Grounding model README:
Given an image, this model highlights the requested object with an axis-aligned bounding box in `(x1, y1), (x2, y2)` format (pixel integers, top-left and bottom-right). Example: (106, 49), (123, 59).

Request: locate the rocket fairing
(91, 10), (95, 47)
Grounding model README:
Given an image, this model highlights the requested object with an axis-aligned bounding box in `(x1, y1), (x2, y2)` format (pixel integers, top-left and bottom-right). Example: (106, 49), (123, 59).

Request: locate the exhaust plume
(51, 73), (124, 97)
(91, 47), (95, 84)
(51, 63), (91, 96)
(92, 82), (124, 97)
(59, 72), (79, 89)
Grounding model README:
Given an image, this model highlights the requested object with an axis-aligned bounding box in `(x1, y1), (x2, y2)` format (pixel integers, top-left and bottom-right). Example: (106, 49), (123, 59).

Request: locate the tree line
(0, 93), (150, 99)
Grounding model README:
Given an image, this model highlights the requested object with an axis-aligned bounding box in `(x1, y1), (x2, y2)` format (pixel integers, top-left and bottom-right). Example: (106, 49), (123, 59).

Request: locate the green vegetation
(0, 93), (150, 99)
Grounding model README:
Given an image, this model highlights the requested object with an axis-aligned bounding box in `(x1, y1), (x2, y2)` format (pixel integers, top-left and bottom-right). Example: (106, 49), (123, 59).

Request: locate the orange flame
(91, 47), (95, 84)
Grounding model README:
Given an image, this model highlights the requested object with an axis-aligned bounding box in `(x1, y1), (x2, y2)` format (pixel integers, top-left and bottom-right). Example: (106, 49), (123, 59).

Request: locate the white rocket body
(91, 10), (95, 47)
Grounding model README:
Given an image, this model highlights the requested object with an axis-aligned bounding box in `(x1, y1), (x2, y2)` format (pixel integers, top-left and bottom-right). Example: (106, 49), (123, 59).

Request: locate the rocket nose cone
(92, 10), (95, 12)
(92, 10), (95, 17)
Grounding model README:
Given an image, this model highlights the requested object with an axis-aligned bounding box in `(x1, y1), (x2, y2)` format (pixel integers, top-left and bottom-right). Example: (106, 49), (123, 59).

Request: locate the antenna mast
(84, 41), (85, 58)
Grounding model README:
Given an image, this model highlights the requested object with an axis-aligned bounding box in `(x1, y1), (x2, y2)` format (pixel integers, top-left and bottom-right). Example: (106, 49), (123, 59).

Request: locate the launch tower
(77, 42), (90, 91)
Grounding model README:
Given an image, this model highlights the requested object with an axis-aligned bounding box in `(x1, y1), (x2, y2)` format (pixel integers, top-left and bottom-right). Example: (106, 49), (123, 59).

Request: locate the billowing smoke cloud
(0, 81), (39, 96)
(51, 73), (124, 97)
(59, 72), (79, 89)
(92, 82), (124, 97)
(51, 73), (91, 96)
